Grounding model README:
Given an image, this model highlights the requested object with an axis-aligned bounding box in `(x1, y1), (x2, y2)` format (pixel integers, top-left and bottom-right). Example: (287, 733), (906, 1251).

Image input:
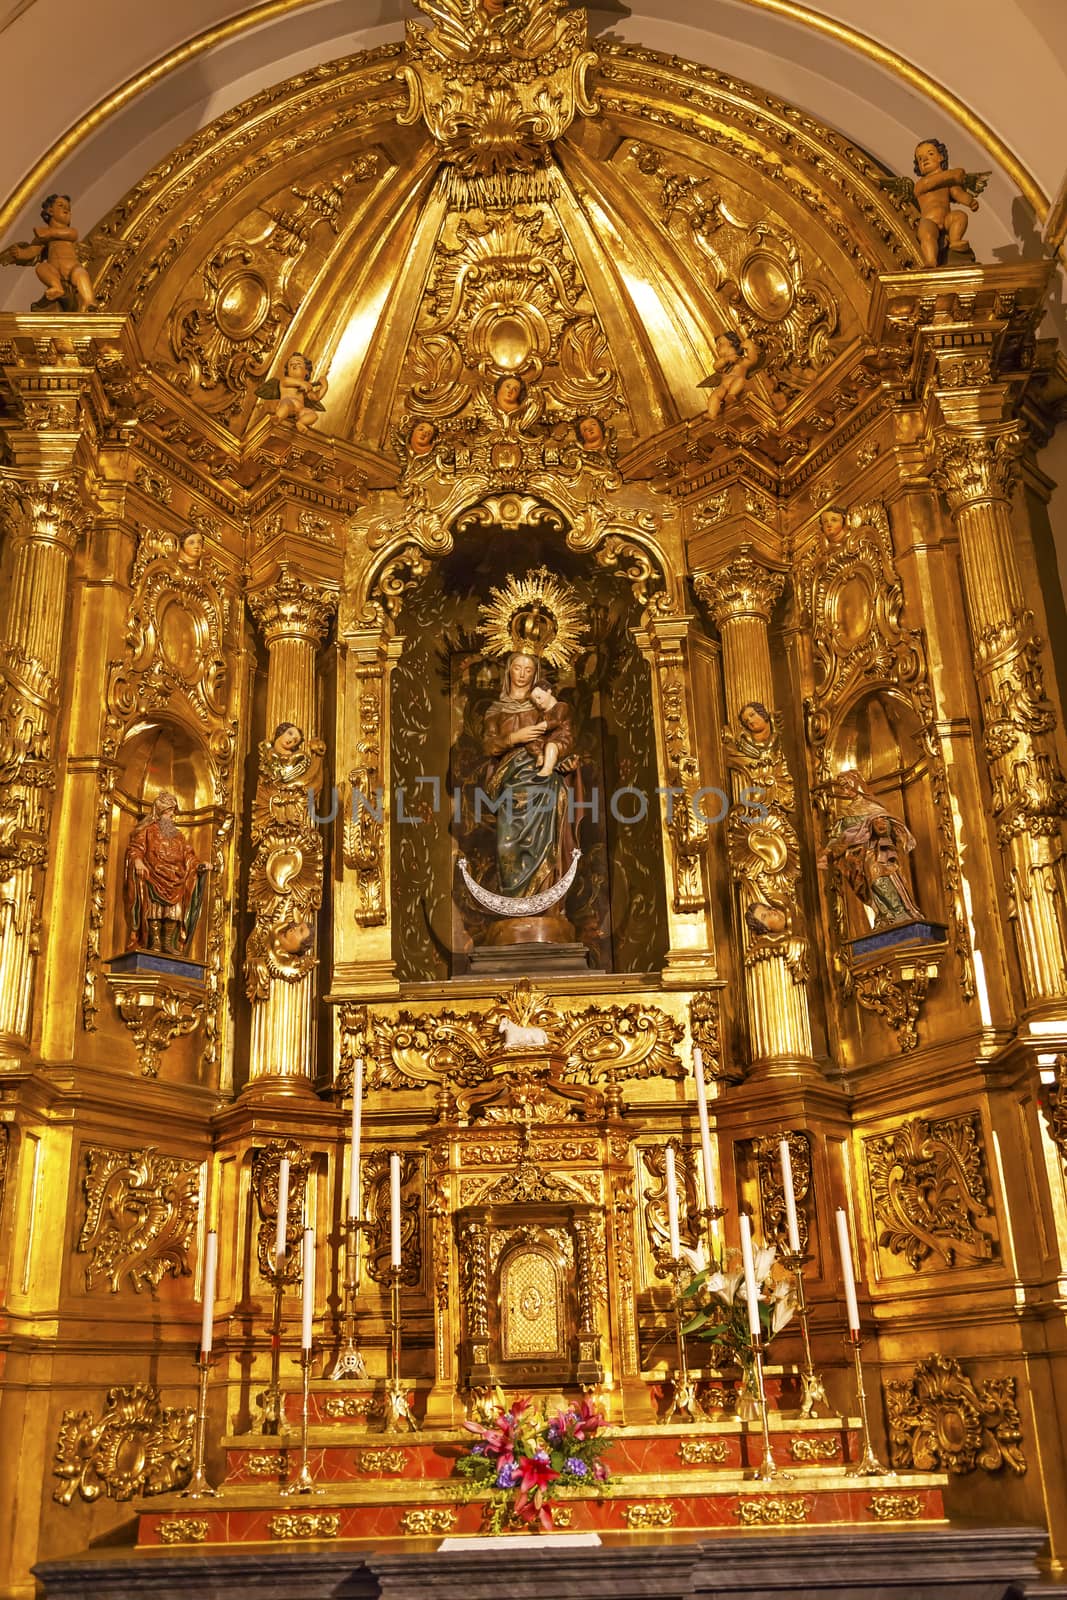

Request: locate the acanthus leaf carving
(77, 1145), (200, 1293)
(53, 1386), (194, 1503)
(865, 1113), (997, 1271)
(886, 1355), (1026, 1477)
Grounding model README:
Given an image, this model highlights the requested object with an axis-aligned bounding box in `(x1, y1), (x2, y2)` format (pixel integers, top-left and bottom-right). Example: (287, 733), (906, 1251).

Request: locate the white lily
(753, 1244), (777, 1284)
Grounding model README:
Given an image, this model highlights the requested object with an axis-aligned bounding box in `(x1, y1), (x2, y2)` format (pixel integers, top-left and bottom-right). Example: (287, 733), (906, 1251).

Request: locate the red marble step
(223, 1422), (860, 1486)
(140, 1480), (946, 1548)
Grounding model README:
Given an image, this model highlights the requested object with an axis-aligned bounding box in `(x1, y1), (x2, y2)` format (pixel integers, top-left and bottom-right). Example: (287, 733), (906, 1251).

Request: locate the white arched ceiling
(2, 0), (1066, 272)
(2, 0), (1067, 655)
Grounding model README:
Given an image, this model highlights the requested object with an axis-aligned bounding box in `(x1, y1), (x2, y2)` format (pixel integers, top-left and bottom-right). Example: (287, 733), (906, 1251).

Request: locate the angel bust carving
(880, 139), (989, 268)
(0, 193), (99, 312)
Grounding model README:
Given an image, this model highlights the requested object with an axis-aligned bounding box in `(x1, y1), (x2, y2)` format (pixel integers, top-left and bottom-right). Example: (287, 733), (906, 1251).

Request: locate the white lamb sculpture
(497, 1018), (549, 1051)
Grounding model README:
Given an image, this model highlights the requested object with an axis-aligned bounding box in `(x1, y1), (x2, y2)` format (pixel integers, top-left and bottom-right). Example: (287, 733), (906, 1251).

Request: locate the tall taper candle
(348, 1058), (363, 1222)
(390, 1153), (402, 1269)
(779, 1138), (802, 1254)
(739, 1213), (762, 1339)
(199, 1230), (218, 1357)
(664, 1145), (681, 1260)
(692, 1047), (717, 1211)
(301, 1227), (315, 1349)
(835, 1208), (861, 1332)
(275, 1157), (290, 1269)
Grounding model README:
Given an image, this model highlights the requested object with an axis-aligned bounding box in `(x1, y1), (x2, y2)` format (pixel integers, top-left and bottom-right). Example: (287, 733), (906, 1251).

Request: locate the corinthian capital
(933, 426), (1024, 512)
(693, 550), (785, 625)
(248, 563), (337, 646)
(0, 475), (89, 551)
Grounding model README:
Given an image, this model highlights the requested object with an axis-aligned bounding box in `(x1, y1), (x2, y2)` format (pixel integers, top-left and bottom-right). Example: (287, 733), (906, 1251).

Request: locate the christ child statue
(528, 683), (576, 776)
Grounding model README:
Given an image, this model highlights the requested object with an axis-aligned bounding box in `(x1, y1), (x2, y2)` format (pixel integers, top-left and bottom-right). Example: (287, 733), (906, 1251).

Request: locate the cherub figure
(881, 140), (989, 268)
(255, 351), (328, 433)
(699, 329), (759, 422)
(0, 194), (99, 312)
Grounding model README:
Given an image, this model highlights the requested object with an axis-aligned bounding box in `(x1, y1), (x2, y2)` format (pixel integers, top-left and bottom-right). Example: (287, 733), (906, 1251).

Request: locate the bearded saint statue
(124, 791), (209, 956)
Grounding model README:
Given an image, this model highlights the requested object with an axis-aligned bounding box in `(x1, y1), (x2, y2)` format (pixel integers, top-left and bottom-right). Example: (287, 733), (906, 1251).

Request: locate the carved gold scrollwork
(399, 1508), (457, 1536)
(886, 1355), (1026, 1476)
(622, 1502), (674, 1529)
(736, 1496), (811, 1525)
(252, 1141), (311, 1285)
(678, 1438), (729, 1465)
(752, 1132), (811, 1253)
(108, 979), (206, 1079)
(343, 662), (386, 926)
(77, 1145), (200, 1293)
(365, 1150), (422, 1288)
(1041, 1054), (1067, 1165)
(399, 0), (596, 207)
(849, 956), (939, 1053)
(791, 1435), (840, 1462)
(865, 1114), (997, 1270)
(867, 1494), (923, 1521)
(53, 1386), (194, 1503)
(689, 989), (735, 1083)
(158, 1519), (209, 1544)
(268, 1512), (341, 1540)
(642, 1142), (699, 1278)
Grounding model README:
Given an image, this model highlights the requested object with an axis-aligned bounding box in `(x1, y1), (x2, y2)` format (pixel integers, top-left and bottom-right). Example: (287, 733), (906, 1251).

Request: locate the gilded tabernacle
(1, 0), (1067, 1595)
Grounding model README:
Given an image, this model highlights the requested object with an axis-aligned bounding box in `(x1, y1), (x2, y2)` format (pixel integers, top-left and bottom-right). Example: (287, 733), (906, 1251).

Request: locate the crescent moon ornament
(457, 848), (581, 917)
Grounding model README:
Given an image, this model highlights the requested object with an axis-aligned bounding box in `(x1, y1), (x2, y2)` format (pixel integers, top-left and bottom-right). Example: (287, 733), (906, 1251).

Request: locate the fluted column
(935, 427), (1067, 1010)
(695, 551), (815, 1071)
(247, 570), (336, 1094)
(0, 476), (87, 1052)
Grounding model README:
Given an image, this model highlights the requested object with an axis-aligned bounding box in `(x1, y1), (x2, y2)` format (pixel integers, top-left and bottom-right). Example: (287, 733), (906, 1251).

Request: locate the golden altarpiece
(1, 1), (1067, 1593)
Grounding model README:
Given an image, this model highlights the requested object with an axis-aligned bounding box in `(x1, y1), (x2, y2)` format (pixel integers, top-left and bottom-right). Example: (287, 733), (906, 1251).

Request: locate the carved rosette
(864, 1114), (997, 1271)
(78, 1146), (200, 1292)
(885, 1355), (1026, 1476)
(53, 1386), (194, 1503)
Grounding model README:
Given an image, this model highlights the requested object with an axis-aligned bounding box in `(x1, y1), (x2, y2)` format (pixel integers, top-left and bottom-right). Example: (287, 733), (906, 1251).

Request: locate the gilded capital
(933, 427), (1024, 512)
(0, 475), (88, 551)
(248, 565), (337, 648)
(693, 553), (785, 625)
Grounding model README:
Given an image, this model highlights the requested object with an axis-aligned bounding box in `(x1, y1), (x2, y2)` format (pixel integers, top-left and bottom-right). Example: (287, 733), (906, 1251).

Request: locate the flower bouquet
(681, 1242), (795, 1414)
(454, 1390), (611, 1533)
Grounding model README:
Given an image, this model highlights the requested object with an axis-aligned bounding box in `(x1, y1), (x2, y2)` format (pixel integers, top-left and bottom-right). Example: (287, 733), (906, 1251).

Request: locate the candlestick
(779, 1249), (827, 1419)
(779, 1138), (802, 1254)
(181, 1352), (220, 1498)
(660, 1258), (699, 1424)
(835, 1208), (861, 1331)
(281, 1349), (321, 1495)
(382, 1263), (419, 1433)
(845, 1330), (891, 1477)
(389, 1152), (402, 1269)
(692, 1046), (717, 1210)
(275, 1156), (290, 1270)
(664, 1145), (681, 1260)
(199, 1230), (218, 1359)
(300, 1227), (315, 1350)
(747, 1331), (790, 1484)
(348, 1059), (363, 1224)
(738, 1213), (762, 1340)
(326, 1214), (369, 1381)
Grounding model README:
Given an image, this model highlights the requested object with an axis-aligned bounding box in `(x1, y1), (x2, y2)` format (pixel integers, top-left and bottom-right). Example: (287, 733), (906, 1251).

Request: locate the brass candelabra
(660, 1259), (699, 1423)
(257, 1269), (287, 1434)
(779, 1248), (828, 1419)
(382, 1264), (419, 1432)
(700, 1204), (727, 1270)
(326, 1216), (369, 1381)
(845, 1330), (892, 1477)
(748, 1333), (791, 1483)
(282, 1349), (320, 1495)
(180, 1354), (219, 1498)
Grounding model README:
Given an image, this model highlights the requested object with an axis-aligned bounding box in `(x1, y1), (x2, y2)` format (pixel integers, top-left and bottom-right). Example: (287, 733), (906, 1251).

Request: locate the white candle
(301, 1227), (315, 1349)
(390, 1153), (402, 1269)
(835, 1208), (861, 1332)
(779, 1138), (802, 1254)
(348, 1057), (363, 1222)
(275, 1156), (290, 1269)
(199, 1230), (218, 1357)
(692, 1047), (717, 1213)
(739, 1213), (762, 1340)
(664, 1146), (681, 1260)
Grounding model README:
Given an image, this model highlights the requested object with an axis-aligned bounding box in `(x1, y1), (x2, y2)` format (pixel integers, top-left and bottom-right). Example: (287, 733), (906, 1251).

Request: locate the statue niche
(389, 532), (667, 981)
